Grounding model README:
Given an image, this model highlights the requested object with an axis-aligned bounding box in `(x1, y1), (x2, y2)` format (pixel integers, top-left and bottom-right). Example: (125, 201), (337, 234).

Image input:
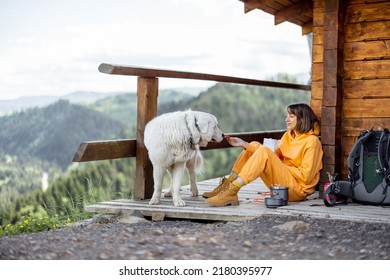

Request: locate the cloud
(0, 0), (311, 100)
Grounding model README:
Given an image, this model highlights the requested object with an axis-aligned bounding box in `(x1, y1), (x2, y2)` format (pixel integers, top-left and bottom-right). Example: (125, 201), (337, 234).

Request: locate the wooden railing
(72, 64), (311, 200)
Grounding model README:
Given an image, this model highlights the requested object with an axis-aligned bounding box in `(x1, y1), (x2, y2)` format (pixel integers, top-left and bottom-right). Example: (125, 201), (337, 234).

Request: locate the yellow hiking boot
(206, 182), (240, 207)
(202, 177), (230, 198)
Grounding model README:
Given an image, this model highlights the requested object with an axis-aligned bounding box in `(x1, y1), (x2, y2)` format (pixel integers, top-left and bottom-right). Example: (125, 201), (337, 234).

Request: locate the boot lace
(212, 177), (229, 192)
(216, 182), (235, 197)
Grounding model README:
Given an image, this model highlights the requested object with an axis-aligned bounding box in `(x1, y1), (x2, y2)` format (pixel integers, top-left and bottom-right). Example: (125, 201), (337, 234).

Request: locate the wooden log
(344, 40), (390, 61)
(98, 63), (311, 91)
(134, 77), (158, 200)
(301, 21), (313, 35)
(313, 26), (324, 44)
(310, 99), (322, 119)
(313, 0), (324, 28)
(243, 0), (272, 13)
(72, 131), (286, 163)
(311, 63), (324, 82)
(345, 21), (390, 42)
(319, 0), (346, 198)
(344, 79), (390, 99)
(321, 106), (341, 127)
(204, 130), (286, 150)
(344, 98), (390, 118)
(311, 81), (323, 100)
(321, 125), (340, 146)
(342, 117), (390, 133)
(322, 144), (341, 166)
(348, 0), (390, 4)
(344, 60), (390, 79)
(312, 44), (323, 63)
(274, 0), (313, 26)
(72, 139), (136, 162)
(323, 83), (343, 107)
(346, 2), (390, 24)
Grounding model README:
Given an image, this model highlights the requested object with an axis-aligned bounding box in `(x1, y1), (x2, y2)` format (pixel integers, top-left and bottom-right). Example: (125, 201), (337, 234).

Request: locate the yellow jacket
(274, 124), (323, 196)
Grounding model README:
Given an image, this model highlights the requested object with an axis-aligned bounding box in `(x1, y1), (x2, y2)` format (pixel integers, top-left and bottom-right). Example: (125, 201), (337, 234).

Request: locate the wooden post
(319, 0), (346, 196)
(134, 77), (158, 200)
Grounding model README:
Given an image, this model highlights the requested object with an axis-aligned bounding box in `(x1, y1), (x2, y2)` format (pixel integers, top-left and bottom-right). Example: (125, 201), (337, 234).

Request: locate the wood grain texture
(73, 131), (286, 162)
(98, 63), (311, 91)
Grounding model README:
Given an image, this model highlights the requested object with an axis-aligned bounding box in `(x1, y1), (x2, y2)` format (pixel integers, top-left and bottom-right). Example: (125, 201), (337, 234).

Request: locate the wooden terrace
(74, 64), (390, 225)
(85, 177), (390, 224)
(73, 0), (390, 224)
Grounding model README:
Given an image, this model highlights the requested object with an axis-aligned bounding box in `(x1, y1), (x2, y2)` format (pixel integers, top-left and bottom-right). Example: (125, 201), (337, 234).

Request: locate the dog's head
(190, 111), (224, 147)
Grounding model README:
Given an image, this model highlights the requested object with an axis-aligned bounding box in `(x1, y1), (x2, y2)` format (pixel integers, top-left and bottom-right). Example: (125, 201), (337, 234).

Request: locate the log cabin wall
(342, 0), (390, 178)
(311, 0), (390, 188)
(311, 0), (345, 192)
(311, 0), (324, 115)
(311, 0), (326, 188)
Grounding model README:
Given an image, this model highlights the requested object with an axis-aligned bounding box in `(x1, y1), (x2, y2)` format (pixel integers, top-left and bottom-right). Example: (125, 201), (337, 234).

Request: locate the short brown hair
(287, 103), (320, 134)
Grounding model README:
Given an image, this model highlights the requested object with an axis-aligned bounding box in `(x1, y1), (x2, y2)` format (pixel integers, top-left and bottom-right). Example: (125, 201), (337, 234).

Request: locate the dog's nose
(222, 133), (225, 137)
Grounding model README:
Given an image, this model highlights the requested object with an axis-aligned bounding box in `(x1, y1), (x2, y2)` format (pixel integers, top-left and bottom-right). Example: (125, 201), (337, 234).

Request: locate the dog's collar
(184, 113), (198, 150)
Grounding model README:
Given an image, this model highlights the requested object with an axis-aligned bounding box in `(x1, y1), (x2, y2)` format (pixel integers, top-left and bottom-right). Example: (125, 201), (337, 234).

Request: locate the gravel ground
(0, 214), (389, 260)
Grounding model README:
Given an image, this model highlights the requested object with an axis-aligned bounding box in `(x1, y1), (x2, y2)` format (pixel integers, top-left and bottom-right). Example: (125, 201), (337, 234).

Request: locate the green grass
(0, 181), (122, 237)
(0, 213), (71, 237)
(0, 210), (94, 237)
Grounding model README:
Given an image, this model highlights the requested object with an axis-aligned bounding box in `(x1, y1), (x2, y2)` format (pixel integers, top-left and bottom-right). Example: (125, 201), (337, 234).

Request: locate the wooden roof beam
(302, 20), (313, 35)
(274, 0), (313, 25)
(242, 0), (274, 14)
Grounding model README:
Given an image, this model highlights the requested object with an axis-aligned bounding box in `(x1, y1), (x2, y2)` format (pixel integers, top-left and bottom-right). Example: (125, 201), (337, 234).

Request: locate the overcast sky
(0, 0), (312, 100)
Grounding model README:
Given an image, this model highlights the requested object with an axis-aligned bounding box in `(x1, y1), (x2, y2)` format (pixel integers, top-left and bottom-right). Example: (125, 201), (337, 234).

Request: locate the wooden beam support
(320, 0), (346, 195)
(134, 77), (158, 201)
(242, 0), (274, 14)
(274, 0), (313, 25)
(302, 20), (313, 35)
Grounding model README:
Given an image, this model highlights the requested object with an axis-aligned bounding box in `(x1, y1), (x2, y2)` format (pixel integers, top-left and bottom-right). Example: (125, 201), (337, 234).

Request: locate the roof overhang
(240, 0), (314, 35)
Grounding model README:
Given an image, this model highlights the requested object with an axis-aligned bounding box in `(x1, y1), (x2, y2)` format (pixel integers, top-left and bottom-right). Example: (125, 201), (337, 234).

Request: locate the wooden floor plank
(85, 178), (390, 224)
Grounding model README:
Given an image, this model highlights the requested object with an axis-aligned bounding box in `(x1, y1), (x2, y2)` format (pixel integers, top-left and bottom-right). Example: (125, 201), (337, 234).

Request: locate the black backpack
(324, 125), (390, 206)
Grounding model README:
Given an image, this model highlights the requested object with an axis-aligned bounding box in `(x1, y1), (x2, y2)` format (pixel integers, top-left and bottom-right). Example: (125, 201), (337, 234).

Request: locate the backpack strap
(377, 128), (390, 200)
(347, 129), (371, 182)
(377, 128), (389, 173)
(323, 180), (352, 207)
(378, 129), (390, 174)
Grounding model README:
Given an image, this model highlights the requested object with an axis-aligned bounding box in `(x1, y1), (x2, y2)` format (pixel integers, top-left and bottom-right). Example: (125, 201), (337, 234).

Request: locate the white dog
(144, 109), (224, 207)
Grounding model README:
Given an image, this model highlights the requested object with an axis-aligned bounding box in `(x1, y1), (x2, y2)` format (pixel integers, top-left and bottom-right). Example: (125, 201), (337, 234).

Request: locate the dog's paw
(149, 197), (160, 205)
(173, 198), (186, 207)
(191, 189), (198, 197)
(190, 184), (198, 197)
(164, 191), (172, 197)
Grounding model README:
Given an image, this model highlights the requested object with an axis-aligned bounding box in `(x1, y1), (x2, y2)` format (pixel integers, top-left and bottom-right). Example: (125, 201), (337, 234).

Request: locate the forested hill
(0, 99), (126, 170)
(92, 79), (311, 135)
(0, 80), (310, 170)
(158, 81), (311, 133)
(89, 89), (197, 128)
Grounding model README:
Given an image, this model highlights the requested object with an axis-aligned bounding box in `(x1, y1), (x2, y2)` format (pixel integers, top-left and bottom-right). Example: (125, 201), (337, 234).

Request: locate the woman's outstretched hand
(224, 136), (248, 149)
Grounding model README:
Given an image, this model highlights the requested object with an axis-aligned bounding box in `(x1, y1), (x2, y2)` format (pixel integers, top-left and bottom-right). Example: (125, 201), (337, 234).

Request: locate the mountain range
(0, 87), (206, 116)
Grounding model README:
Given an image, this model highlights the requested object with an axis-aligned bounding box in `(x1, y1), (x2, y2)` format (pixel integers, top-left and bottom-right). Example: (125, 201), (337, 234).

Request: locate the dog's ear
(195, 117), (210, 135)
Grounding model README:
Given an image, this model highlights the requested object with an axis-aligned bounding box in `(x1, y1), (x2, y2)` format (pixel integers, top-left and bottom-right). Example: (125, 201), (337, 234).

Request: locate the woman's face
(286, 111), (297, 131)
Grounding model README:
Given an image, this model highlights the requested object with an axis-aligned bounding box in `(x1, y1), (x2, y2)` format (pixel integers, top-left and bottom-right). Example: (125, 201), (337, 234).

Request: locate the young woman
(204, 103), (323, 207)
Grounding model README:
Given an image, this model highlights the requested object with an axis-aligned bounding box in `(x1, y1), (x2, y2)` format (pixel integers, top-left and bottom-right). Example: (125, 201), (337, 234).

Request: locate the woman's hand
(224, 136), (248, 149)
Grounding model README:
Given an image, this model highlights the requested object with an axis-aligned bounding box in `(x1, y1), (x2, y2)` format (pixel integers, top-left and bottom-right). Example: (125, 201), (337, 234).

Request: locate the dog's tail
(195, 152), (204, 174)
